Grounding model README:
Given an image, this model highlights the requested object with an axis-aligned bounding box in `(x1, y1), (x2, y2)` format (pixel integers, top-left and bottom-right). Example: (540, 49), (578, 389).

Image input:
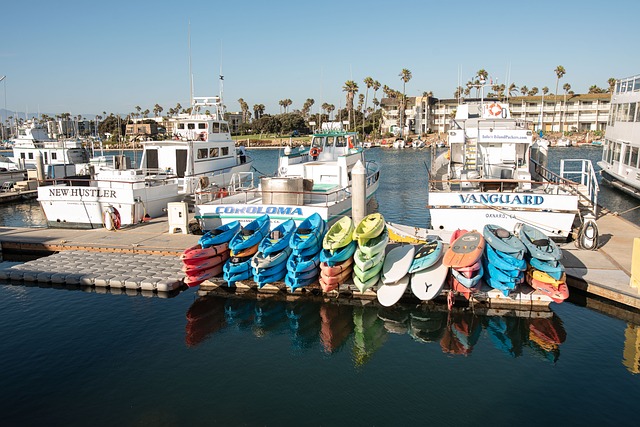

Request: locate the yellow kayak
(353, 213), (385, 243)
(323, 216), (354, 251)
(527, 266), (566, 286)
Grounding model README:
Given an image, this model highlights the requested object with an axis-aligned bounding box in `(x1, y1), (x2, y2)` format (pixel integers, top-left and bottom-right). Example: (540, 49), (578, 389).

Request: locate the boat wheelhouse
(598, 74), (640, 199)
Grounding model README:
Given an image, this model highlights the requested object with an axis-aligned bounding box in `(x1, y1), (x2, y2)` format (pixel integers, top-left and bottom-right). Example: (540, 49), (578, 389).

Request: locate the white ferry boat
(194, 124), (380, 229)
(598, 74), (640, 200)
(11, 120), (90, 169)
(37, 96), (253, 229)
(427, 100), (599, 239)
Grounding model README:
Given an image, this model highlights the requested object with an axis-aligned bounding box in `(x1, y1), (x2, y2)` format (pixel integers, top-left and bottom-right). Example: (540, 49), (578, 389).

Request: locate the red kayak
(525, 273), (569, 303)
(184, 264), (224, 287)
(182, 251), (229, 273)
(180, 242), (229, 264)
(320, 266), (353, 287)
(320, 256), (354, 277)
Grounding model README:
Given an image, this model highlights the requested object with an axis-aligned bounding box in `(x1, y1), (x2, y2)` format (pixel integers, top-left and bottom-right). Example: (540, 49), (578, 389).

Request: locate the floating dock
(0, 211), (638, 311)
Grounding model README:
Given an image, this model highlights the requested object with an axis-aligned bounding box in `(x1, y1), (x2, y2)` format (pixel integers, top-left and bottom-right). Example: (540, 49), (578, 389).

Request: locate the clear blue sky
(2, 0), (639, 119)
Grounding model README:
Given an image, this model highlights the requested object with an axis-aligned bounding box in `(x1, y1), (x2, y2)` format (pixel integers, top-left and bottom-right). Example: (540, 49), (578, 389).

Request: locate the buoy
(103, 206), (121, 231)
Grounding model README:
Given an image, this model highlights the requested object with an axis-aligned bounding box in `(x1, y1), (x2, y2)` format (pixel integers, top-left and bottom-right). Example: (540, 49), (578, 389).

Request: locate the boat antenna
(188, 20), (194, 109)
(219, 41), (224, 112)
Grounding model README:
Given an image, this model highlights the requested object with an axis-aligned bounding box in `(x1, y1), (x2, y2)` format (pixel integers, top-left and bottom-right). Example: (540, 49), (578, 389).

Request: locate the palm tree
(399, 69), (412, 136)
(342, 80), (359, 130)
(553, 65), (566, 131)
(278, 100), (285, 114)
(608, 77), (617, 93)
(301, 98), (315, 117)
(153, 104), (163, 117)
(562, 83), (571, 132)
(542, 87), (549, 95)
(528, 87), (539, 96)
(508, 83), (518, 98)
(238, 98), (250, 123)
(326, 104), (335, 120)
(520, 86), (528, 96)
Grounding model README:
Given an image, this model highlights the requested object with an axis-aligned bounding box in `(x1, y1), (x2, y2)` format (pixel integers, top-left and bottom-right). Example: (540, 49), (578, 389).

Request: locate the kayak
(259, 219), (296, 256)
(199, 221), (241, 248)
(443, 230), (485, 268)
(353, 246), (386, 271)
(323, 216), (354, 250)
(529, 257), (565, 281)
(483, 224), (526, 258)
(358, 227), (389, 258)
(352, 213), (385, 243)
(228, 214), (270, 252)
(252, 246), (292, 270)
(184, 264), (224, 287)
(518, 223), (562, 261)
(290, 212), (326, 252)
(180, 242), (229, 264)
(320, 255), (354, 277)
(319, 240), (357, 266)
(182, 251), (229, 273)
(485, 244), (527, 272)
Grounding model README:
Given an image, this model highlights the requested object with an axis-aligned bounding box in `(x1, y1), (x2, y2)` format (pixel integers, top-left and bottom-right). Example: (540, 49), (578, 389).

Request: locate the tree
(520, 86), (528, 96)
(301, 98), (315, 117)
(528, 87), (539, 96)
(562, 83), (571, 132)
(508, 83), (518, 98)
(399, 69), (412, 136)
(608, 77), (617, 93)
(238, 98), (250, 123)
(542, 87), (549, 95)
(553, 65), (566, 131)
(153, 104), (163, 117)
(342, 80), (359, 130)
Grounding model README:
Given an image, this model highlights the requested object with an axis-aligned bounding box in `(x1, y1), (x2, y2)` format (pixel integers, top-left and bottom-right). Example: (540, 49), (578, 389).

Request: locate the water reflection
(185, 294), (568, 365)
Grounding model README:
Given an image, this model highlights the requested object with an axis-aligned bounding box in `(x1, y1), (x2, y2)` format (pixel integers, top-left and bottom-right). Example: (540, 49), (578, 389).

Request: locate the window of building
(197, 148), (208, 159)
(209, 148), (219, 158)
(635, 78), (640, 92)
(630, 103), (637, 122)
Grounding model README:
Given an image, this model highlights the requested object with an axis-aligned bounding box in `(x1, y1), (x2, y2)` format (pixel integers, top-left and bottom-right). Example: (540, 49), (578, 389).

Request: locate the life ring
(310, 147), (321, 158)
(216, 188), (229, 198)
(199, 132), (207, 141)
(487, 103), (503, 117)
(103, 206), (121, 230)
(347, 136), (354, 148)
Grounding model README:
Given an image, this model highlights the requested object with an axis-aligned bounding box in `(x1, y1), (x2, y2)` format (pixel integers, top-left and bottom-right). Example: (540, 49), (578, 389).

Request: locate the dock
(0, 211), (638, 311)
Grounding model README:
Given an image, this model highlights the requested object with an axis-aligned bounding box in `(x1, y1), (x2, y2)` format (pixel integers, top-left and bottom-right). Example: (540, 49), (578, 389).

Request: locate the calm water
(1, 146), (639, 426)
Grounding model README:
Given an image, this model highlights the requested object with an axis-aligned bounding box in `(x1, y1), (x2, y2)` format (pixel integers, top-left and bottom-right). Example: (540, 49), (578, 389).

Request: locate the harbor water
(1, 146), (639, 426)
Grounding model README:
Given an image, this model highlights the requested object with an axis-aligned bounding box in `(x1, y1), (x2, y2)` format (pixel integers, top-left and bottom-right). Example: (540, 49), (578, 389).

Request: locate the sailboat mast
(188, 21), (194, 109)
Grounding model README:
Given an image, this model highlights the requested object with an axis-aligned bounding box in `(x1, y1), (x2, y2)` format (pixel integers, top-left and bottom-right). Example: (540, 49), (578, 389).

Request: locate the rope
(251, 165), (270, 177)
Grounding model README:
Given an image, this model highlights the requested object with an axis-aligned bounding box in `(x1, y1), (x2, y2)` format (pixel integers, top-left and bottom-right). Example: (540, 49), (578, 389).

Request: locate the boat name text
(48, 188), (117, 198)
(459, 194), (544, 205)
(215, 206), (304, 215)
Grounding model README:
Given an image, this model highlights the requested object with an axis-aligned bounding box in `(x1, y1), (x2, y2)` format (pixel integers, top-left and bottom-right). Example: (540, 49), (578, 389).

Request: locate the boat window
(221, 123), (229, 133)
(51, 153), (57, 160)
(211, 122), (220, 133)
(326, 137), (335, 147)
(629, 147), (638, 168)
(188, 123), (196, 130)
(197, 148), (208, 159)
(198, 123), (207, 130)
(178, 123), (185, 130)
(209, 148), (219, 158)
(336, 136), (347, 147)
(311, 136), (323, 149)
(221, 147), (229, 156)
(613, 142), (621, 162)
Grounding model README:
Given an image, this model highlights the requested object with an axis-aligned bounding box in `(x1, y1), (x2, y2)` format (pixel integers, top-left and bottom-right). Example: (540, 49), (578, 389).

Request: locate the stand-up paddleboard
(410, 257), (448, 300)
(377, 275), (410, 307)
(443, 231), (485, 268)
(381, 245), (415, 284)
(408, 239), (443, 273)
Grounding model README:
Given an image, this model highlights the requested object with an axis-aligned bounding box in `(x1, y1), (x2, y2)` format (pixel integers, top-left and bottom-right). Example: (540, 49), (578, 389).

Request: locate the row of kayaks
(180, 214), (569, 304)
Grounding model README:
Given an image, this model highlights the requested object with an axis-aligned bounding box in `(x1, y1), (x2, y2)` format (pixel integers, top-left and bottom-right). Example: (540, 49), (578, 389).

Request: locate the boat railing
(428, 177), (582, 194)
(559, 158), (600, 217)
(43, 174), (179, 189)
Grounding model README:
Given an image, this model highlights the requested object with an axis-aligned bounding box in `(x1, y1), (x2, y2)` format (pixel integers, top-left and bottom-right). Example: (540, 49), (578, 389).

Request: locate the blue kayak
(518, 224), (562, 261)
(224, 256), (253, 275)
(485, 244), (527, 272)
(287, 251), (321, 273)
(228, 214), (270, 252)
(450, 263), (484, 288)
(223, 268), (252, 287)
(319, 240), (357, 266)
(290, 213), (326, 252)
(199, 221), (241, 248)
(408, 240), (443, 273)
(529, 257), (565, 280)
(285, 270), (319, 292)
(254, 261), (288, 287)
(259, 219), (296, 256)
(483, 224), (526, 258)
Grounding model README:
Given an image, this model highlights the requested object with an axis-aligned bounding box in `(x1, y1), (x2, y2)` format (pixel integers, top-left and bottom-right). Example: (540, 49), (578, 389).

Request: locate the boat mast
(188, 21), (194, 110)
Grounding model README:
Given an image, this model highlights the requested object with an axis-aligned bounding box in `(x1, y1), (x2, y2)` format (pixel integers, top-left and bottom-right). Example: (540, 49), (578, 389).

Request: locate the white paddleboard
(377, 275), (410, 307)
(381, 245), (415, 284)
(410, 257), (449, 301)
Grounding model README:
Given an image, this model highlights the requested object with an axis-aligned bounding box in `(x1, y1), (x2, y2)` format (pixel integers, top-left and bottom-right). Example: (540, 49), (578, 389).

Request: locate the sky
(2, 0), (639, 119)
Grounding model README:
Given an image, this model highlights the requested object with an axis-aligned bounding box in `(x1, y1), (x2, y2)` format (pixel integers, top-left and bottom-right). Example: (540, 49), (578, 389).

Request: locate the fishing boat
(427, 99), (599, 239)
(37, 96), (253, 229)
(194, 123), (380, 229)
(598, 74), (640, 200)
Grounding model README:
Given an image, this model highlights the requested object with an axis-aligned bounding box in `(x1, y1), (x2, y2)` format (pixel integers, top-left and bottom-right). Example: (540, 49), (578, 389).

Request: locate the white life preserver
(488, 103), (503, 117)
(103, 206), (121, 230)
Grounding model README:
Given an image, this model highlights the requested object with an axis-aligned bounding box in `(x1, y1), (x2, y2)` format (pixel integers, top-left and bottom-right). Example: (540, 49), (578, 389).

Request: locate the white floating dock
(0, 251), (184, 292)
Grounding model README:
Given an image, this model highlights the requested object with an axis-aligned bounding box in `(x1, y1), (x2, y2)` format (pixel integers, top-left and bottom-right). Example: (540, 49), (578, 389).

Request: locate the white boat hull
(428, 191), (579, 238)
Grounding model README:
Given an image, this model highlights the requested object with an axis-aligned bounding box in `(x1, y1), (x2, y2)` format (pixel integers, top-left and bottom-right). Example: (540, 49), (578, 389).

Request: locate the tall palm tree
(562, 82), (571, 132)
(528, 87), (539, 96)
(342, 80), (359, 130)
(553, 65), (566, 131)
(278, 100), (285, 114)
(508, 83), (518, 98)
(399, 69), (412, 136)
(608, 77), (617, 93)
(326, 104), (335, 120)
(301, 98), (314, 117)
(542, 87), (549, 95)
(520, 86), (528, 96)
